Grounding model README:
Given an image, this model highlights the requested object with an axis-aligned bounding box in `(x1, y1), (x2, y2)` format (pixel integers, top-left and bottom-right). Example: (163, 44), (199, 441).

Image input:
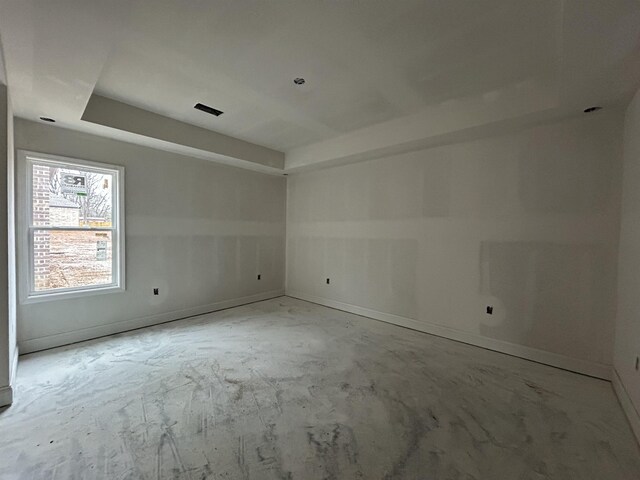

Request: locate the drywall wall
(6, 82), (15, 393)
(14, 119), (286, 353)
(614, 88), (640, 440)
(0, 82), (11, 406)
(287, 111), (624, 379)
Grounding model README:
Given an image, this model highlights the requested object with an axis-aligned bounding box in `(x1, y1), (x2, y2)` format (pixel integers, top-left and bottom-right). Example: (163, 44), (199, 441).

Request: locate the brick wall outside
(32, 165), (50, 290)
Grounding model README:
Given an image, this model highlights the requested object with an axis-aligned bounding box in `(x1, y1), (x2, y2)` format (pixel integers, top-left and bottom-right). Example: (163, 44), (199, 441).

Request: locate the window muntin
(26, 154), (124, 297)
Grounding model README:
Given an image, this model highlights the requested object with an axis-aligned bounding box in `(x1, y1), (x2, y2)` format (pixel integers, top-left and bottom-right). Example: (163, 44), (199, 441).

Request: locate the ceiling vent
(194, 103), (223, 117)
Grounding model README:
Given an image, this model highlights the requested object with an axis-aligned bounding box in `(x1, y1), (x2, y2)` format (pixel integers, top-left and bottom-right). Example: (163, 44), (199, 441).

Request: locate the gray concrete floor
(1, 297), (639, 479)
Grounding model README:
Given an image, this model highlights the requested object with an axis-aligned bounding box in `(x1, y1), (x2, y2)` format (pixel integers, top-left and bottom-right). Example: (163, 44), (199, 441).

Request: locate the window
(23, 152), (125, 299)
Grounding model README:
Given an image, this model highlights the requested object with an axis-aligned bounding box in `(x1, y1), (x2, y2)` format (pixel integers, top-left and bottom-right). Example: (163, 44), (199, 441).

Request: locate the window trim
(19, 150), (126, 302)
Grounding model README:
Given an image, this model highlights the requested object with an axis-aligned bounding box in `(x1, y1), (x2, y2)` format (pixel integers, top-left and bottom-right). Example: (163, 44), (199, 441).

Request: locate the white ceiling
(95, 0), (561, 151)
(1, 0), (640, 171)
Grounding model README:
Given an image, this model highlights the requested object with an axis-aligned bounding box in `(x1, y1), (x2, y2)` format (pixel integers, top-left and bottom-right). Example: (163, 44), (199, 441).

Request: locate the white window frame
(20, 150), (125, 302)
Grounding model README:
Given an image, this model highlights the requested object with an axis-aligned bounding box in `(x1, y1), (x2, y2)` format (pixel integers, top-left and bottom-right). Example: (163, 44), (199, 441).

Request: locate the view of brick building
(31, 164), (113, 291)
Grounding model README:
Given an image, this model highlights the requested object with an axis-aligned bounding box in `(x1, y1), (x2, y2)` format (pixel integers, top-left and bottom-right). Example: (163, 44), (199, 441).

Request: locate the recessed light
(293, 77), (306, 85)
(583, 106), (602, 113)
(39, 117), (55, 123)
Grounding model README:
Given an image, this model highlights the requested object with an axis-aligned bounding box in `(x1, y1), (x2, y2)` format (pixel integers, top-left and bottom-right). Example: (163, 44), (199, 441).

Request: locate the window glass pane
(33, 229), (113, 292)
(32, 163), (114, 228)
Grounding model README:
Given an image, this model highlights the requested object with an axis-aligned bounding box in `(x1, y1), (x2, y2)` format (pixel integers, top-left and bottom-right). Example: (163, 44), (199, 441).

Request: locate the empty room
(1, 0), (640, 478)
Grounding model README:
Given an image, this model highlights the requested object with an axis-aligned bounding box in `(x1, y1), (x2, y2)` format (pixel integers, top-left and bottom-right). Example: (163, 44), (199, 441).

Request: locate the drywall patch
(479, 241), (613, 364)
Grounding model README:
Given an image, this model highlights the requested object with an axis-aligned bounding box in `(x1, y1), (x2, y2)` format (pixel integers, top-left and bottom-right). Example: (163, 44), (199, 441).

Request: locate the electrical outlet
(153, 288), (159, 296)
(326, 278), (330, 285)
(257, 274), (261, 280)
(486, 306), (493, 315)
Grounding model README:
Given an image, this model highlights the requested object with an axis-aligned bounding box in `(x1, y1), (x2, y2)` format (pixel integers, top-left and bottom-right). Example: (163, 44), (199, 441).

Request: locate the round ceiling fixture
(39, 117), (56, 123)
(583, 106), (602, 113)
(293, 77), (306, 85)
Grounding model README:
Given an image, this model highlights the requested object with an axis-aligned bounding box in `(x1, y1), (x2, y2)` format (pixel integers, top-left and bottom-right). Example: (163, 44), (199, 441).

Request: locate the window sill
(22, 284), (125, 304)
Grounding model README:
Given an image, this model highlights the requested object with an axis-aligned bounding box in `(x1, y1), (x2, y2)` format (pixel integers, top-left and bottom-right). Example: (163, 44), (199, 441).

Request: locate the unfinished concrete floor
(0, 297), (639, 479)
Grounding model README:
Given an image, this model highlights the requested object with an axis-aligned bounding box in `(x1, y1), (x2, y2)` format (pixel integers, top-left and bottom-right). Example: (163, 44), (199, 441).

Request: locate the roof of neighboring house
(50, 194), (81, 209)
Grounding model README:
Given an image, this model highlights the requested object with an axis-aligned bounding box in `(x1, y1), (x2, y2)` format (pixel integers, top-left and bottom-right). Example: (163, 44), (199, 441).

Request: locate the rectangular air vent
(194, 103), (223, 116)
